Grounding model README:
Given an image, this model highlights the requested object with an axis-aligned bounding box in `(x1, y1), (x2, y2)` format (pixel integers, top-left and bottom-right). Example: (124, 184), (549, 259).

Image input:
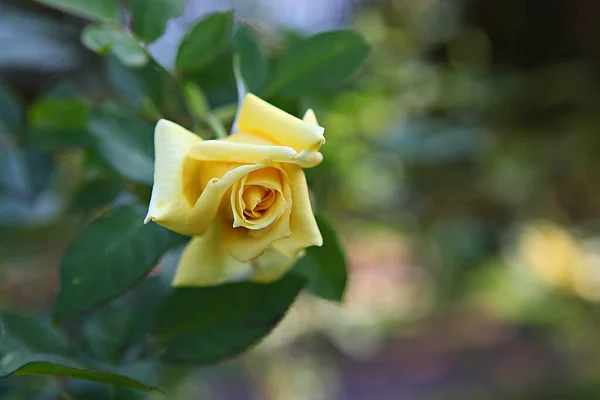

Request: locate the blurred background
(4, 0), (600, 398)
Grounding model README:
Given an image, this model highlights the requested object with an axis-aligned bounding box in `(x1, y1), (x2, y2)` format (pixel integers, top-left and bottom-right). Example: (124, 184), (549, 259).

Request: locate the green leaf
(82, 25), (148, 68)
(292, 216), (347, 302)
(67, 382), (148, 400)
(155, 274), (304, 363)
(0, 353), (163, 394)
(176, 11), (233, 74)
(36, 0), (118, 23)
(27, 97), (89, 149)
(82, 277), (169, 363)
(87, 108), (154, 184)
(105, 57), (187, 121)
(82, 302), (137, 363)
(129, 0), (187, 43)
(122, 277), (171, 348)
(53, 205), (187, 324)
(0, 82), (23, 132)
(67, 362), (158, 400)
(233, 23), (268, 94)
(0, 312), (70, 355)
(69, 177), (122, 213)
(265, 30), (370, 97)
(105, 56), (148, 110)
(189, 51), (236, 105)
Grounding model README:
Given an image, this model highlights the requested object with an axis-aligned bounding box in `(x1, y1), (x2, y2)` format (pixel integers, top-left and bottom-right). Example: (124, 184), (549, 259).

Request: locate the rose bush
(0, 3), (361, 394)
(145, 94), (325, 286)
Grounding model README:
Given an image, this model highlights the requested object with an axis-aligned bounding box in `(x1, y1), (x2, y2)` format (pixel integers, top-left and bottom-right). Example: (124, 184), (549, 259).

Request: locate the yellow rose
(144, 94), (325, 286)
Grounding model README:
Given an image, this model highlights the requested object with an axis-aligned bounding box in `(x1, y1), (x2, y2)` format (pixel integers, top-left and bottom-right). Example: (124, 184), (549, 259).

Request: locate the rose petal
(187, 163), (265, 232)
(223, 184), (292, 261)
(226, 131), (275, 145)
(230, 166), (286, 230)
(272, 164), (323, 257)
(303, 108), (319, 126)
(187, 139), (323, 168)
(172, 222), (253, 287)
(250, 246), (296, 283)
(145, 119), (203, 236)
(237, 94), (325, 152)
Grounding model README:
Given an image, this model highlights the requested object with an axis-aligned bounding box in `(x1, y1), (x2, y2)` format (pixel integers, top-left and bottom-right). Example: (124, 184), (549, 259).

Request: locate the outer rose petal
(250, 247), (296, 283)
(172, 222), (295, 287)
(238, 94), (325, 152)
(271, 164), (323, 257)
(145, 119), (203, 236)
(186, 139), (323, 168)
(303, 109), (319, 126)
(173, 222), (253, 286)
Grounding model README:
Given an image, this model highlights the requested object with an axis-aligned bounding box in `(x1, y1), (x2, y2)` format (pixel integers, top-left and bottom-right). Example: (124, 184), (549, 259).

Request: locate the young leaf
(87, 108), (154, 184)
(82, 25), (148, 68)
(292, 216), (347, 302)
(36, 0), (119, 23)
(129, 0), (187, 43)
(155, 274), (304, 363)
(176, 11), (233, 74)
(53, 205), (187, 324)
(0, 353), (163, 395)
(0, 312), (70, 355)
(265, 30), (370, 97)
(233, 23), (268, 94)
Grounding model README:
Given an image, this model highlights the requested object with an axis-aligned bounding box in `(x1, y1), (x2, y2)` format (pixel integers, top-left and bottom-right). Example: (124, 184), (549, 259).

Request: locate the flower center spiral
(230, 167), (288, 230)
(242, 186), (276, 219)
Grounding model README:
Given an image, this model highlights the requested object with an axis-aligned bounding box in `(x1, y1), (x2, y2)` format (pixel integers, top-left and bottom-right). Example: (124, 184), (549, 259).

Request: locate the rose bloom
(144, 94), (325, 286)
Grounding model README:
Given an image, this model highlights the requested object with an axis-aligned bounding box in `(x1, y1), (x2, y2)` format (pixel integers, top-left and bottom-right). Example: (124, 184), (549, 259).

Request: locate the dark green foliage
(155, 274), (305, 363)
(53, 205), (186, 324)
